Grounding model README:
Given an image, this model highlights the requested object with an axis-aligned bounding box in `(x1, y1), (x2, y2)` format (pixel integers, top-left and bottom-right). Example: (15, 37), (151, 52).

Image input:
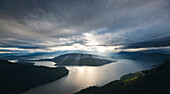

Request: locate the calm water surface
(23, 59), (157, 94)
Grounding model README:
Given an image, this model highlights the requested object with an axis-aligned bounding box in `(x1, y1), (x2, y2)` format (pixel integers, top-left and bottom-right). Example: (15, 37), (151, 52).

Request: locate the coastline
(75, 60), (170, 94)
(0, 60), (69, 94)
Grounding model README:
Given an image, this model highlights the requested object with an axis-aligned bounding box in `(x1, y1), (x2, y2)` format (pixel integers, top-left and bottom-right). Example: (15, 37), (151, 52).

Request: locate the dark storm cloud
(0, 49), (26, 53)
(0, 0), (170, 52)
(0, 38), (46, 49)
(122, 36), (170, 49)
(0, 45), (44, 49)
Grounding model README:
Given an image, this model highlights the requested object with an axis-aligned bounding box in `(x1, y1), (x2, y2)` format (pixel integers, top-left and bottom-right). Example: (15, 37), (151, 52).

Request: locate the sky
(0, 0), (170, 55)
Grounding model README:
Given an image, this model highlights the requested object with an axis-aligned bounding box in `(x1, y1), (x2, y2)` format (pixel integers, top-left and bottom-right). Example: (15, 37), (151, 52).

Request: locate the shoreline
(0, 60), (69, 94)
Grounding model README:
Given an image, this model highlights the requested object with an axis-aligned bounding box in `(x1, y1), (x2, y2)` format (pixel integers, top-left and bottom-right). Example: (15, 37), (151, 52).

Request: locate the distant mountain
(0, 51), (90, 60)
(128, 53), (170, 62)
(137, 49), (170, 55)
(53, 53), (114, 66)
(110, 51), (144, 59)
(0, 51), (71, 60)
(110, 51), (170, 62)
(0, 52), (49, 60)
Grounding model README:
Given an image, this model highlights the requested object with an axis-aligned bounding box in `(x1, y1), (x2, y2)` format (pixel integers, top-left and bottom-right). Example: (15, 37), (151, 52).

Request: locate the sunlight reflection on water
(23, 59), (156, 94)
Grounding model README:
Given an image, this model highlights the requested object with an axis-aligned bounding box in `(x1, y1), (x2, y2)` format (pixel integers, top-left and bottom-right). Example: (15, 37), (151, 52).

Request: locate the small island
(53, 53), (114, 66)
(0, 60), (69, 94)
(76, 60), (170, 94)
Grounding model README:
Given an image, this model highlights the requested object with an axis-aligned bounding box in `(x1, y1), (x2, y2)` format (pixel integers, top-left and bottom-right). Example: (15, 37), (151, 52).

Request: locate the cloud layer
(0, 0), (170, 53)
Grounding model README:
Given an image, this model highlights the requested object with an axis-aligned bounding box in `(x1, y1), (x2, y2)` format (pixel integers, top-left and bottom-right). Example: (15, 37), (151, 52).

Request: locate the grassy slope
(0, 60), (69, 94)
(76, 60), (170, 94)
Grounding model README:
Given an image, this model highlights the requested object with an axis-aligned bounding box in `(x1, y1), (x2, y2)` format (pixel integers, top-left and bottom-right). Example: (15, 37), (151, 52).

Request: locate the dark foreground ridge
(53, 53), (114, 66)
(76, 60), (170, 94)
(0, 60), (69, 94)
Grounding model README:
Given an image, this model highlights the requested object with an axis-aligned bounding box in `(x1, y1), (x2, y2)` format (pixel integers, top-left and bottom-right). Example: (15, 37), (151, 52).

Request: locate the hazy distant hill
(53, 53), (114, 66)
(0, 60), (69, 94)
(110, 51), (170, 62)
(0, 51), (71, 60)
(111, 51), (144, 59)
(128, 53), (170, 62)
